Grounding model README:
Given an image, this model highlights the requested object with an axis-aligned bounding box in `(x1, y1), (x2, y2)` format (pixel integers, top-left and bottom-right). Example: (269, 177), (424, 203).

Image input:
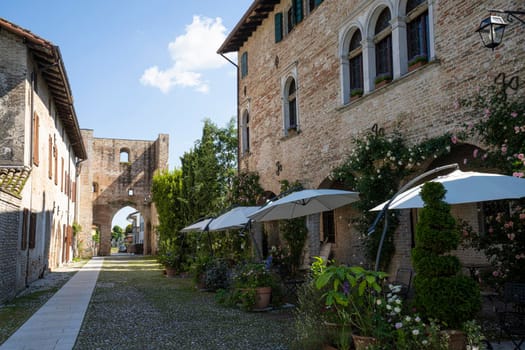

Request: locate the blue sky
(3, 0), (252, 227)
(3, 0), (252, 169)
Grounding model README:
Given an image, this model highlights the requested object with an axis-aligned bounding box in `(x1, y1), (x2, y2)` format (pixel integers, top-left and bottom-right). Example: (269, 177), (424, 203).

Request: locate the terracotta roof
(0, 167), (31, 198)
(217, 0), (280, 54)
(0, 17), (87, 160)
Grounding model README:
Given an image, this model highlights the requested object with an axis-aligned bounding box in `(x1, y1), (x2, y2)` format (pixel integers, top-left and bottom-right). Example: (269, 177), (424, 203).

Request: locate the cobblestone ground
(74, 255), (295, 350)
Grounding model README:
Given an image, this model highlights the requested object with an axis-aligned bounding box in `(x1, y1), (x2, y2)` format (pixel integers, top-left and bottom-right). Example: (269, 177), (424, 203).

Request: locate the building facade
(77, 132), (168, 257)
(0, 18), (87, 303)
(219, 0), (524, 272)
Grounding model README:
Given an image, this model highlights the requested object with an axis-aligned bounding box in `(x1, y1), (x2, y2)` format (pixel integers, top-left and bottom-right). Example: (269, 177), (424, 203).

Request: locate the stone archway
(78, 131), (169, 257)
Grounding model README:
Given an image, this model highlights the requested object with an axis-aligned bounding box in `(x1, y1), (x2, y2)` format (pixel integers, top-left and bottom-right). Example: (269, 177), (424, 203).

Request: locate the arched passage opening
(111, 206), (144, 255)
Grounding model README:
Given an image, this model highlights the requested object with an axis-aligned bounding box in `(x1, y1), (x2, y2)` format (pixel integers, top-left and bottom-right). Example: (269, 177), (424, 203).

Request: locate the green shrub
(412, 182), (480, 329)
(205, 258), (230, 291)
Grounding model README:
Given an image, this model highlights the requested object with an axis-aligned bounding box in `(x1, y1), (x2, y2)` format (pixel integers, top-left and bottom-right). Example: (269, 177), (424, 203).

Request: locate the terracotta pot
(165, 267), (177, 278)
(254, 286), (272, 309)
(352, 334), (378, 350)
(441, 329), (466, 350)
(408, 60), (427, 72)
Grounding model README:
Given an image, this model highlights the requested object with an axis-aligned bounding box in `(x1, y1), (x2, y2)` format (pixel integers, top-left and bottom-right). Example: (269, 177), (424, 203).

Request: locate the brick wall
(79, 133), (169, 256)
(0, 192), (21, 304)
(234, 0), (524, 267)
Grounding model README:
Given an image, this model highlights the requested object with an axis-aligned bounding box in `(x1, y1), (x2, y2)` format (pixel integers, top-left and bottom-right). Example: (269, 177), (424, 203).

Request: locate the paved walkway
(0, 257), (103, 350)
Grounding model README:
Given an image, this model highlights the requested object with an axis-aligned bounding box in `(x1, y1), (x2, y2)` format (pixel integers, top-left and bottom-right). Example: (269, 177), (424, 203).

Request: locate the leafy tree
(112, 225), (124, 242)
(229, 171), (265, 206)
(152, 168), (185, 241)
(125, 224), (133, 234)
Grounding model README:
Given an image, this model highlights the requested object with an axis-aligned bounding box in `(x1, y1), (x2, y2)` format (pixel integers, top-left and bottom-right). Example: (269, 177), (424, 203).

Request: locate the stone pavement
(0, 257), (103, 350)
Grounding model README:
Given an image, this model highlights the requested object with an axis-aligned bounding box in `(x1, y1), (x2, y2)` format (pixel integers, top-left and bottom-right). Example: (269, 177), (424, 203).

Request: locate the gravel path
(73, 255), (295, 350)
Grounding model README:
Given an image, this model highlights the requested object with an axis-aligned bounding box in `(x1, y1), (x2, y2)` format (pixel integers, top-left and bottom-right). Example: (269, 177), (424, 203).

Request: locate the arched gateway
(78, 130), (169, 256)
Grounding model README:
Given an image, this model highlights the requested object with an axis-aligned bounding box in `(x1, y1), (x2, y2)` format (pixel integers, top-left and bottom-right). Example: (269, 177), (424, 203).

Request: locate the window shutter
(293, 0), (303, 24)
(314, 0), (323, 6)
(21, 208), (29, 250)
(275, 13), (283, 43)
(29, 212), (37, 249)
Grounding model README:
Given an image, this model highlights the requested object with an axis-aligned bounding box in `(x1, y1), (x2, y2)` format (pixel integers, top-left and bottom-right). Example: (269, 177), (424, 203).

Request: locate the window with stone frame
(48, 135), (53, 179)
(120, 148), (130, 163)
(349, 30), (364, 96)
(29, 212), (37, 249)
(374, 8), (393, 82)
(406, 0), (429, 63)
(21, 208), (29, 250)
(286, 78), (298, 131)
(308, 0), (323, 13)
(241, 52), (248, 78)
(241, 110), (250, 155)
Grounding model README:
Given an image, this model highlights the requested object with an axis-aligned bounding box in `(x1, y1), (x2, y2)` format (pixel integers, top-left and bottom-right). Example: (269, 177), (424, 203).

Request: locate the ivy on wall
(332, 126), (453, 268)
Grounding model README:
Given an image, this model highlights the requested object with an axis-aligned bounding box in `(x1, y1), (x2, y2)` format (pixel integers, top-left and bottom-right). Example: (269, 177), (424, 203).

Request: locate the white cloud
(140, 15), (228, 94)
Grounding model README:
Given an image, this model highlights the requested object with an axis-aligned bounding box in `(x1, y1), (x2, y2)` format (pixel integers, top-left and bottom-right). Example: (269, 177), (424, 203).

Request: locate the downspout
(219, 53), (240, 173)
(26, 70), (35, 287)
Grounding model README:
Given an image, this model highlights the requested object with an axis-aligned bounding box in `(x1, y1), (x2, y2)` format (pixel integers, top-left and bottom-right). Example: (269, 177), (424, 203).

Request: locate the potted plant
(350, 88), (364, 101)
(408, 55), (428, 72)
(374, 74), (392, 89)
(412, 182), (481, 350)
(232, 262), (276, 310)
(157, 237), (185, 277)
(314, 264), (389, 350)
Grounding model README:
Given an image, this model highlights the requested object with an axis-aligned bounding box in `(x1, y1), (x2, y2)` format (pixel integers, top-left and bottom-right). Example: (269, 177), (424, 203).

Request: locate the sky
(2, 0), (253, 227)
(2, 0), (252, 168)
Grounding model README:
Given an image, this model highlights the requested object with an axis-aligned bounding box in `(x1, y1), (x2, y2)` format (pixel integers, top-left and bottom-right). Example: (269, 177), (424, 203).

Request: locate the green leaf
(358, 280), (366, 296)
(315, 271), (333, 289)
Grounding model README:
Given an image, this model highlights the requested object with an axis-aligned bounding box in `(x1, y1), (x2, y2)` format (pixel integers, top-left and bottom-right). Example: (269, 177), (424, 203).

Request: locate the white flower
(405, 316), (412, 322)
(395, 299), (402, 305)
(412, 329), (420, 336)
(386, 304), (392, 310)
(422, 340), (428, 345)
(376, 299), (382, 305)
(415, 316), (421, 322)
(394, 306), (401, 313)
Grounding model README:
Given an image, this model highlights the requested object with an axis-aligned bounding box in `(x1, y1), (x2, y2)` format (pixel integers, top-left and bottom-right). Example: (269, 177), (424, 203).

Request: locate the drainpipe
(25, 70), (36, 287)
(219, 53), (240, 173)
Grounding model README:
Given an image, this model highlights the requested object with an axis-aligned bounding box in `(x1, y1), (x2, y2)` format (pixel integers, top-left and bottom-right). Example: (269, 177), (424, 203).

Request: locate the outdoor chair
(393, 268), (413, 300)
(497, 282), (525, 349)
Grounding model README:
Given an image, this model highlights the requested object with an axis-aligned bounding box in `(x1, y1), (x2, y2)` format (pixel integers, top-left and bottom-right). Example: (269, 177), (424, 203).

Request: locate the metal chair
(393, 268), (413, 300)
(497, 282), (525, 349)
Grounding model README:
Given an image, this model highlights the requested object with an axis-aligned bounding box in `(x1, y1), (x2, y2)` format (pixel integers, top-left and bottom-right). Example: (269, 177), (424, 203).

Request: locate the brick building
(77, 132), (169, 257)
(219, 0), (524, 273)
(0, 18), (87, 303)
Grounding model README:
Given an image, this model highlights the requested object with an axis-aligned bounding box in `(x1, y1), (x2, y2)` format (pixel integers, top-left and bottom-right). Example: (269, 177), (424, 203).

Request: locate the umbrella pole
(370, 163), (459, 271)
(246, 221), (263, 261)
(207, 230), (214, 257)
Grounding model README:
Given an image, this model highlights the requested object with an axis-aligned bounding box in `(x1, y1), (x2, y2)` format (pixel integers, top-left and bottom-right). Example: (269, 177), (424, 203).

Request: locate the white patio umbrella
(371, 169), (525, 211)
(207, 206), (260, 231)
(180, 218), (213, 232)
(248, 189), (360, 222)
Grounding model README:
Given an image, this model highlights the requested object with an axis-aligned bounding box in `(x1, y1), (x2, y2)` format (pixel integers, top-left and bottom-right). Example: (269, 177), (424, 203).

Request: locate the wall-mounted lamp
(477, 10), (525, 50)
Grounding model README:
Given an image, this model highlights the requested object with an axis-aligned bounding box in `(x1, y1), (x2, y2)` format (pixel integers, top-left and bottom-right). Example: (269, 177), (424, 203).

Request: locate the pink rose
(518, 154), (524, 160)
(513, 172), (524, 178)
(507, 233), (515, 241)
(511, 111), (518, 118)
(451, 135), (458, 144)
(501, 145), (508, 154)
(519, 213), (525, 220)
(473, 149), (479, 158)
(515, 126), (521, 134)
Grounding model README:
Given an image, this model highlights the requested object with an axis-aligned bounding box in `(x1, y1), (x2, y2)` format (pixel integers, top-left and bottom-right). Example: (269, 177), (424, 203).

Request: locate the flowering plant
(232, 262), (276, 289)
(373, 284), (448, 349)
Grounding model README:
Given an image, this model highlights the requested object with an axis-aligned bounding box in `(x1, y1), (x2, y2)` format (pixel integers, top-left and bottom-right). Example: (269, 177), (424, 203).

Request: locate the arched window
(374, 8), (393, 83)
(92, 182), (99, 193)
(241, 111), (250, 155)
(287, 79), (297, 131)
(406, 0), (429, 64)
(349, 30), (364, 96)
(119, 148), (130, 163)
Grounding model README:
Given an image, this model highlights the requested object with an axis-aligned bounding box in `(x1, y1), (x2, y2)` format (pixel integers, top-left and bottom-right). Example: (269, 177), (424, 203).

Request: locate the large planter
(254, 286), (272, 309)
(352, 334), (378, 350)
(165, 267), (178, 278)
(442, 330), (466, 350)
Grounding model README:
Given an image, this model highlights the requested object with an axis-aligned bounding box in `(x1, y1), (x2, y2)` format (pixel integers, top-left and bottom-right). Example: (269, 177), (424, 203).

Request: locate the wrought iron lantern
(477, 10), (525, 49)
